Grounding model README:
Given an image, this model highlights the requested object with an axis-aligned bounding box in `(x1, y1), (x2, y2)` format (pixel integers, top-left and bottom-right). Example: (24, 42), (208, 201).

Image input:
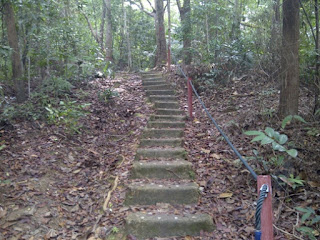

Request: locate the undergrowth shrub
(41, 76), (73, 97)
(98, 88), (119, 103)
(45, 100), (90, 134)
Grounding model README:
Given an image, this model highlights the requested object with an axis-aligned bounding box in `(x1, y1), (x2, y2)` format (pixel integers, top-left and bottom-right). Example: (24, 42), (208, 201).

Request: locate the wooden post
(188, 77), (193, 119)
(257, 175), (274, 240)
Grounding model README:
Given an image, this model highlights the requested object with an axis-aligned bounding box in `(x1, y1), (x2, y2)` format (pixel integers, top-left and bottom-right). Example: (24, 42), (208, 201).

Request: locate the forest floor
(0, 69), (319, 240)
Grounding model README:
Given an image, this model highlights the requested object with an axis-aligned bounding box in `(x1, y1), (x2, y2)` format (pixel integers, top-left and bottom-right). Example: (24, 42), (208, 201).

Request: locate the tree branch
(146, 0), (155, 12)
(80, 11), (100, 44)
(299, 0), (316, 43)
(127, 0), (154, 17)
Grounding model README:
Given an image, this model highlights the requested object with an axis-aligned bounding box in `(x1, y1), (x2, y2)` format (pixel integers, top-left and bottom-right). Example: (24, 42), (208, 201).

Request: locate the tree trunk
(124, 2), (132, 70)
(315, 0), (320, 113)
(279, 0), (300, 117)
(177, 0), (192, 65)
(155, 0), (167, 66)
(105, 0), (113, 61)
(230, 0), (241, 40)
(100, 0), (107, 51)
(270, 0), (281, 78)
(3, 1), (26, 103)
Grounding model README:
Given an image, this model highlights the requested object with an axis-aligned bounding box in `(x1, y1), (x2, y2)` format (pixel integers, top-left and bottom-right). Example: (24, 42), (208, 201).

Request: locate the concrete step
(143, 77), (163, 81)
(149, 95), (177, 102)
(147, 121), (185, 129)
(144, 84), (172, 90)
(156, 108), (185, 115)
(131, 160), (194, 179)
(142, 72), (162, 77)
(125, 182), (199, 205)
(146, 90), (175, 96)
(154, 101), (180, 109)
(139, 138), (183, 147)
(150, 115), (186, 122)
(142, 129), (184, 139)
(135, 147), (187, 160)
(126, 213), (214, 239)
(142, 80), (166, 86)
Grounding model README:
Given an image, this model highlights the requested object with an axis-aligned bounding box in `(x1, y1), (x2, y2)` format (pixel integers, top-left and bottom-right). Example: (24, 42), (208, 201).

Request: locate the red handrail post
(257, 175), (274, 240)
(187, 77), (193, 119)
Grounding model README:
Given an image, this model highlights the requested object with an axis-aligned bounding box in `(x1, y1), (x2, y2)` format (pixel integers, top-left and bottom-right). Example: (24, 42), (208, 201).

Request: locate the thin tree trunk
(168, 0), (171, 70)
(3, 1), (26, 102)
(124, 3), (132, 70)
(100, 0), (107, 50)
(231, 0), (241, 40)
(177, 0), (192, 64)
(315, 0), (320, 113)
(105, 0), (113, 61)
(155, 0), (167, 66)
(270, 0), (281, 79)
(279, 0), (300, 117)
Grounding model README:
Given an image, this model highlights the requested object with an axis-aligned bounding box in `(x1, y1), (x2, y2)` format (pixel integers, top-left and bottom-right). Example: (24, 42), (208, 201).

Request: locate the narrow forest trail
(124, 72), (214, 239)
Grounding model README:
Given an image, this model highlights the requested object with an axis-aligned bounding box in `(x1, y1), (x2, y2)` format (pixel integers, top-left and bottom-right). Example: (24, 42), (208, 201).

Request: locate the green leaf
(311, 215), (320, 225)
(296, 207), (313, 213)
(293, 115), (307, 123)
(251, 134), (266, 142)
(244, 130), (263, 136)
(296, 226), (314, 234)
(301, 211), (312, 223)
(261, 136), (273, 145)
(278, 134), (288, 144)
(265, 127), (275, 137)
(272, 142), (286, 152)
(281, 115), (293, 129)
(273, 131), (280, 141)
(286, 149), (298, 158)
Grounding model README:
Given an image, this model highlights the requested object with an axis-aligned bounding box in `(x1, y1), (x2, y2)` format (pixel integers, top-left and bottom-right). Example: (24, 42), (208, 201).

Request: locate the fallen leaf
(201, 148), (210, 154)
(308, 181), (320, 188)
(210, 153), (221, 159)
(218, 192), (233, 199)
(73, 169), (81, 174)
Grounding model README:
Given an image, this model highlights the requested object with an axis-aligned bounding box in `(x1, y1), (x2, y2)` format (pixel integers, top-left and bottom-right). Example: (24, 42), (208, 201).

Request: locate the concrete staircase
(125, 72), (214, 239)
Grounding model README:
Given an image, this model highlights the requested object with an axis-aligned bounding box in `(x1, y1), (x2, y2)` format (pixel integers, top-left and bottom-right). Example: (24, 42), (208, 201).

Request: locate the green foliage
(98, 89), (119, 103)
(103, 61), (115, 79)
(45, 100), (90, 134)
(244, 127), (298, 157)
(41, 77), (73, 97)
(281, 115), (307, 129)
(111, 226), (119, 234)
(0, 140), (6, 151)
(296, 207), (320, 240)
(279, 174), (305, 190)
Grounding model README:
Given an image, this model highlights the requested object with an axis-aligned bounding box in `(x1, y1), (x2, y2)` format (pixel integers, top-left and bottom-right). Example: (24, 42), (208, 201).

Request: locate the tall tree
(279, 0), (300, 116)
(177, 0), (192, 64)
(230, 0), (241, 40)
(155, 0), (167, 66)
(127, 0), (167, 67)
(314, 0), (320, 113)
(105, 0), (113, 61)
(3, 1), (26, 102)
(270, 0), (281, 77)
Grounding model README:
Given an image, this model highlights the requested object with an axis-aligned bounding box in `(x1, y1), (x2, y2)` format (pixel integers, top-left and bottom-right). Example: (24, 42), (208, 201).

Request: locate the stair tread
(126, 212), (214, 239)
